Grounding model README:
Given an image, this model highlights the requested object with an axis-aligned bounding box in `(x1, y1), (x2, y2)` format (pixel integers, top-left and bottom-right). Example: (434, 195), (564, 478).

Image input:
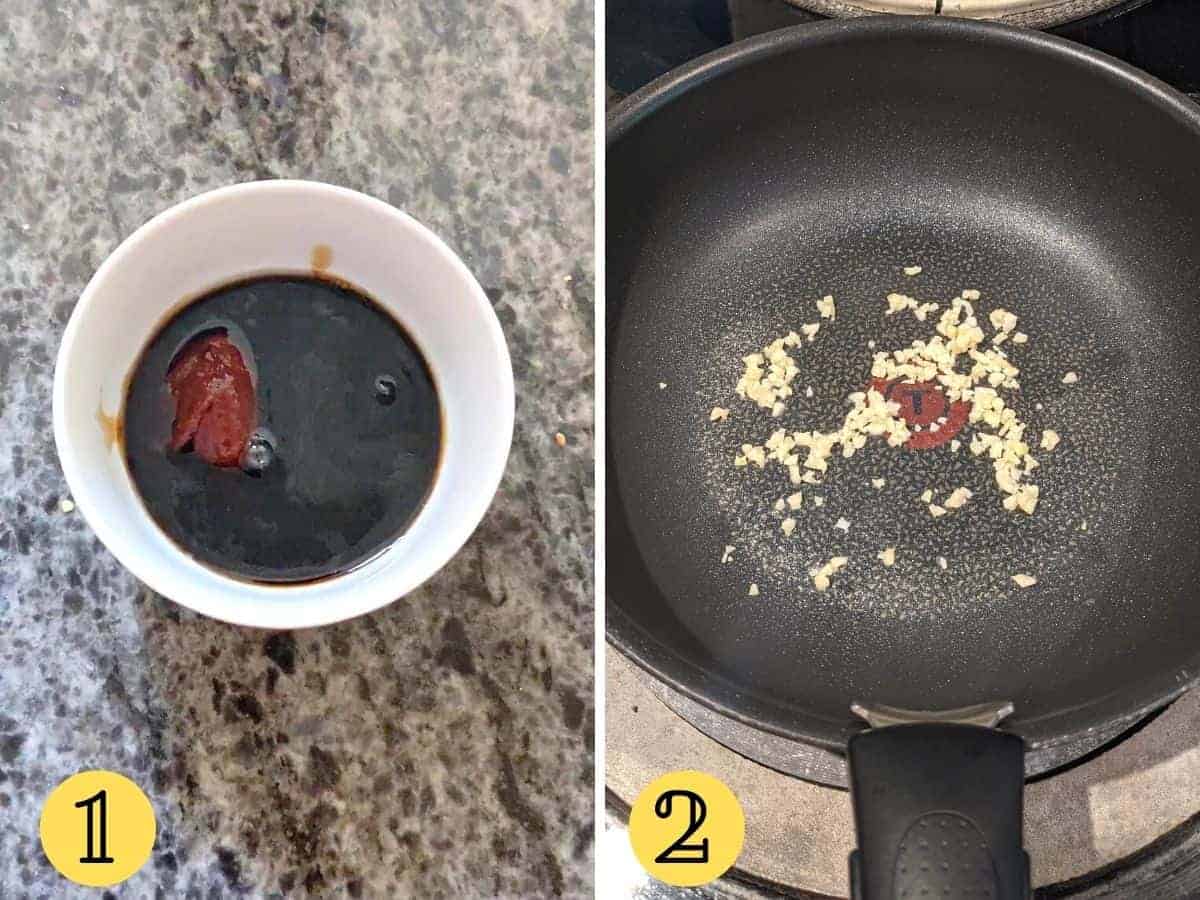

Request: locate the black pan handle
(847, 723), (1030, 900)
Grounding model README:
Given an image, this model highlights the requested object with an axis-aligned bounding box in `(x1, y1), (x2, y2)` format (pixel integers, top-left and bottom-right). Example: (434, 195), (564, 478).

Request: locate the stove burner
(611, 656), (1200, 898)
(869, 378), (970, 450)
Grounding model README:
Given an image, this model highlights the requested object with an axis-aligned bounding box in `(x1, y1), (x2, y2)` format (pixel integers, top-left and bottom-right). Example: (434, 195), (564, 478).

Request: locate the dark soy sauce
(124, 276), (442, 582)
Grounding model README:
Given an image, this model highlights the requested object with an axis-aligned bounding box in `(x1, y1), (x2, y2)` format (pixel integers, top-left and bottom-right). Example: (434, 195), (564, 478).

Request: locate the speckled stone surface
(0, 1), (593, 897)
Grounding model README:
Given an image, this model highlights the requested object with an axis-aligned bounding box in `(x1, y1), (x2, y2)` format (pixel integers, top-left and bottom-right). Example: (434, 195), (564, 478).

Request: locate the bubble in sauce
(241, 428), (276, 477)
(374, 374), (398, 406)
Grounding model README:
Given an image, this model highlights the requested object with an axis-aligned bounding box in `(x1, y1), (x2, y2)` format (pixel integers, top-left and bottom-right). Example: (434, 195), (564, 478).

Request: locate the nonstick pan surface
(607, 18), (1200, 752)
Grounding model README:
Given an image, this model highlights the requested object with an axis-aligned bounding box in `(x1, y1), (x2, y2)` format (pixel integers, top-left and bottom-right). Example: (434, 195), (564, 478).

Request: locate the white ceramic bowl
(53, 180), (514, 628)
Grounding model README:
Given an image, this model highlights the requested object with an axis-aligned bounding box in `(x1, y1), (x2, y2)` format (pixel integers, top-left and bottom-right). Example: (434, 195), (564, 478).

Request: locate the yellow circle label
(628, 770), (745, 886)
(40, 770), (157, 887)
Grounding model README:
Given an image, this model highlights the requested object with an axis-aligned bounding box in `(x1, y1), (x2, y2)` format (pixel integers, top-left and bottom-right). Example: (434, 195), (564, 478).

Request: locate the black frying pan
(607, 17), (1200, 899)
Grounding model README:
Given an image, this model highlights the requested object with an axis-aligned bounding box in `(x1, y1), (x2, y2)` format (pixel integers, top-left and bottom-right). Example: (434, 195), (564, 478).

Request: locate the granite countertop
(0, 1), (593, 897)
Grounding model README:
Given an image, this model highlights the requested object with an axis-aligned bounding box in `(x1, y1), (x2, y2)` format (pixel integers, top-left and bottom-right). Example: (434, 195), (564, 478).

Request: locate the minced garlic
(739, 443), (767, 468)
(722, 277), (1052, 603)
(903, 265), (922, 276)
(1012, 574), (1037, 588)
(878, 547), (896, 566)
(735, 335), (801, 412)
(913, 301), (939, 322)
(810, 556), (848, 592)
(989, 308), (1018, 334)
(886, 293), (916, 315)
(1001, 483), (1039, 515)
(943, 487), (973, 510)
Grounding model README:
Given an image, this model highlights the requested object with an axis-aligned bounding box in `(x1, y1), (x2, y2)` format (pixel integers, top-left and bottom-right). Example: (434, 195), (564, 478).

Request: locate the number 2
(653, 789), (709, 864)
(75, 789), (114, 864)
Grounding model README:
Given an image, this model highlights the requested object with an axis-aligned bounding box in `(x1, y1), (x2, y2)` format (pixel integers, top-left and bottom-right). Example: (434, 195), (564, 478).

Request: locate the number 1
(75, 789), (114, 863)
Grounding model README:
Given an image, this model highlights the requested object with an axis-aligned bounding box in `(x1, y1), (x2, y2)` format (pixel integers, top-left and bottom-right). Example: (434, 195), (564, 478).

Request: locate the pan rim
(605, 15), (1200, 752)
